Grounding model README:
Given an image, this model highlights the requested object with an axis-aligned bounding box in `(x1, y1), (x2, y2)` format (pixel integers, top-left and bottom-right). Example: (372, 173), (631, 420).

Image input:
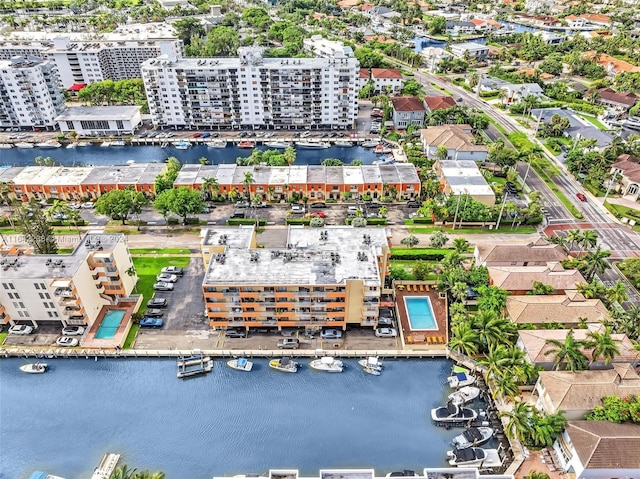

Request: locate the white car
(153, 282), (174, 291)
(375, 327), (397, 338)
(56, 336), (79, 347)
(156, 273), (178, 283)
(62, 326), (85, 336)
(290, 205), (305, 214)
(81, 202), (94, 209)
(9, 324), (33, 335)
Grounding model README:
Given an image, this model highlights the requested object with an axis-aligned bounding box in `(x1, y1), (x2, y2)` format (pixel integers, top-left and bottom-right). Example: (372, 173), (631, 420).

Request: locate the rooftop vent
(357, 252), (368, 262)
(320, 231), (328, 241)
(218, 234), (228, 245)
(249, 252), (260, 263)
(363, 234), (371, 245)
(215, 253), (226, 264)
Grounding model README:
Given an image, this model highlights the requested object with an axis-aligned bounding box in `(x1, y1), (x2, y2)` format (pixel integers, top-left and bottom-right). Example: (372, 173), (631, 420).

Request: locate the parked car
(290, 204), (305, 214)
(310, 212), (326, 218)
(230, 210), (246, 219)
(161, 266), (184, 276)
(8, 324), (33, 335)
(309, 202), (326, 209)
(68, 202), (81, 209)
(144, 309), (164, 318)
(81, 202), (95, 209)
(52, 212), (68, 220)
(147, 297), (168, 308)
(225, 328), (247, 338)
(235, 201), (251, 208)
(277, 338), (300, 349)
(406, 200), (422, 208)
(375, 327), (398, 338)
(62, 326), (85, 336)
(201, 132), (211, 138)
(156, 273), (178, 283)
(377, 316), (393, 327)
(321, 329), (343, 340)
(153, 282), (174, 291)
(255, 202), (269, 208)
(56, 336), (79, 347)
(192, 132), (202, 138)
(139, 317), (163, 328)
(576, 192), (587, 202)
(366, 202), (382, 210)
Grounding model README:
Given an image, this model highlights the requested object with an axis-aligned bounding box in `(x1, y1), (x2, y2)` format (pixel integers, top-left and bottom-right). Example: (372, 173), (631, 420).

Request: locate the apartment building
(0, 56), (66, 129)
(141, 47), (359, 130)
(303, 35), (354, 59)
(201, 226), (391, 331)
(56, 106), (143, 135)
(0, 233), (137, 330)
(0, 24), (183, 88)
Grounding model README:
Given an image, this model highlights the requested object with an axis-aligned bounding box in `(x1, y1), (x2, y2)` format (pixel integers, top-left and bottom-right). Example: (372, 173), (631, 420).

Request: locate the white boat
(66, 142), (77, 149)
(227, 357), (253, 372)
(386, 471), (420, 477)
(334, 140), (354, 147)
(264, 141), (292, 149)
(361, 141), (380, 148)
(373, 155), (396, 165)
(77, 141), (91, 147)
(269, 357), (299, 373)
(374, 145), (392, 155)
(207, 139), (228, 148)
(19, 362), (47, 374)
(111, 139), (126, 146)
(431, 401), (478, 423)
(173, 140), (190, 149)
(35, 140), (61, 148)
(309, 356), (344, 372)
(452, 427), (495, 449)
(296, 141), (330, 149)
(623, 117), (640, 130)
(448, 386), (481, 405)
(447, 447), (502, 468)
(100, 141), (112, 147)
(358, 356), (384, 371)
(15, 142), (34, 148)
(0, 143), (13, 149)
(363, 366), (381, 376)
(447, 367), (475, 388)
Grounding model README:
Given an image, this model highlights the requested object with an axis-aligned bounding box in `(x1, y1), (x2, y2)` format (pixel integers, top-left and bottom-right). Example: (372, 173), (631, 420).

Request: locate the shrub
(286, 217), (312, 225)
(226, 218), (267, 226)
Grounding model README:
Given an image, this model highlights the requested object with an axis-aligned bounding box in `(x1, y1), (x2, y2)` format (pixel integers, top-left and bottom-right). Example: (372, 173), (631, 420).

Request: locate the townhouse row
(0, 163), (421, 203)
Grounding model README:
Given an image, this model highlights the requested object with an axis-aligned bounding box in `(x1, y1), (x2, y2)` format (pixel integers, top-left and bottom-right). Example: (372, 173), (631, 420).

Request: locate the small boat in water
(19, 362), (48, 374)
(100, 141), (112, 147)
(264, 141), (292, 149)
(296, 141), (330, 149)
(373, 155), (396, 165)
(269, 357), (299, 373)
(447, 366), (475, 388)
(176, 354), (213, 379)
(173, 140), (190, 150)
(227, 357), (253, 372)
(15, 142), (34, 148)
(334, 140), (354, 147)
(77, 141), (91, 147)
(358, 356), (384, 371)
(363, 366), (381, 376)
(309, 356), (344, 372)
(35, 140), (61, 149)
(66, 142), (77, 149)
(111, 139), (126, 146)
(431, 401), (478, 424)
(207, 139), (228, 148)
(361, 140), (380, 148)
(0, 143), (13, 149)
(447, 447), (502, 468)
(452, 427), (494, 449)
(448, 386), (481, 405)
(237, 141), (256, 148)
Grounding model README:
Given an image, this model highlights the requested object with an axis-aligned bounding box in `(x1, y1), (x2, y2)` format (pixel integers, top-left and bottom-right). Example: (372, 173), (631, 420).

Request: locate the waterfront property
(394, 283), (448, 347)
(404, 296), (437, 330)
(55, 106), (143, 136)
(487, 262), (585, 295)
(214, 468), (514, 479)
(0, 233), (140, 338)
(610, 153), (640, 201)
(201, 226), (392, 331)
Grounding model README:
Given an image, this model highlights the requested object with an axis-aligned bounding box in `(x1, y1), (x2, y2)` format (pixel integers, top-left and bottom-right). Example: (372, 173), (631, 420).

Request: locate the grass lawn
(507, 132), (535, 151)
(123, 324), (140, 349)
(604, 201), (640, 223)
(579, 114), (607, 130)
(130, 248), (191, 255)
(0, 227), (84, 235)
(132, 256), (191, 313)
(58, 248), (74, 254)
(391, 247), (462, 256)
(0, 332), (7, 345)
(431, 83), (453, 96)
(409, 225), (537, 234)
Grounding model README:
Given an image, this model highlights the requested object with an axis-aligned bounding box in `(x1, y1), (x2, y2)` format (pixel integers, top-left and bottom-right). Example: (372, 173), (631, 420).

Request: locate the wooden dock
(91, 453), (120, 479)
(176, 355), (213, 378)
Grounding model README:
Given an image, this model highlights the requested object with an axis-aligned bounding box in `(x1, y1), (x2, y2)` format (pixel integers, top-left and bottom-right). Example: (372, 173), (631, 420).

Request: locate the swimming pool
(95, 310), (126, 339)
(404, 296), (437, 330)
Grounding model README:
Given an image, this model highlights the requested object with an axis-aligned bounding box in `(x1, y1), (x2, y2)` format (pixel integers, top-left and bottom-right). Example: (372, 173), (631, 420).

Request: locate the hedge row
(286, 218), (312, 225)
(226, 218), (268, 226)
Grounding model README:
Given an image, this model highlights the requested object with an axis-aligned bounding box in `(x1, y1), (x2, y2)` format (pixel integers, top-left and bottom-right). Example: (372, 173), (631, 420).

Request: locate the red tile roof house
(370, 68), (404, 94)
(390, 96), (426, 129)
(610, 153), (640, 201)
(587, 87), (637, 112)
(423, 95), (456, 113)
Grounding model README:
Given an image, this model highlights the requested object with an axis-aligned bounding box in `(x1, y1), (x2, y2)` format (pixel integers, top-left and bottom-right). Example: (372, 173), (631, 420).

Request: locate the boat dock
(176, 354), (213, 378)
(90, 453), (120, 479)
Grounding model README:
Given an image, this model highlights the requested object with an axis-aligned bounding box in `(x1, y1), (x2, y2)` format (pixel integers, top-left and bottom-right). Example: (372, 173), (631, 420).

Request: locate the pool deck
(82, 304), (136, 349)
(395, 283), (448, 348)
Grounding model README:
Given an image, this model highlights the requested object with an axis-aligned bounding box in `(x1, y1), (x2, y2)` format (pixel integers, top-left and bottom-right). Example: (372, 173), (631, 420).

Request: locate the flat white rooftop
(55, 106), (141, 121)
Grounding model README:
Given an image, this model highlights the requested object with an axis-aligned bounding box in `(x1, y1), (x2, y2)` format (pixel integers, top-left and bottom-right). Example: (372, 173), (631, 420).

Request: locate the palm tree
(112, 465), (137, 479)
(585, 326), (620, 367)
(580, 246), (611, 281)
(452, 237), (470, 254)
(579, 230), (598, 254)
(242, 171), (255, 200)
(576, 279), (607, 300)
(202, 177), (219, 201)
(606, 280), (628, 306)
(449, 322), (480, 356)
(499, 400), (534, 442)
(133, 471), (166, 479)
(450, 281), (468, 303)
(565, 228), (583, 252)
(544, 330), (588, 371)
(492, 373), (520, 403)
(473, 310), (507, 351)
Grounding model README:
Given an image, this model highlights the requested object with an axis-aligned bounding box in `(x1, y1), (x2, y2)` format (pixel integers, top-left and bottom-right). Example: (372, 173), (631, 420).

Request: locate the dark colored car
(225, 328), (247, 338)
(406, 200), (422, 208)
(161, 266), (184, 276)
(309, 202), (326, 209)
(145, 309), (164, 318)
(140, 317), (163, 328)
(231, 210), (245, 219)
(147, 297), (168, 308)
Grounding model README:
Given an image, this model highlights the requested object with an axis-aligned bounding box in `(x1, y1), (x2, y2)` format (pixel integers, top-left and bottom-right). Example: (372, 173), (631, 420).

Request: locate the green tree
(13, 200), (58, 254)
(390, 264), (411, 280)
(434, 145), (449, 161)
(354, 47), (384, 68)
(500, 400), (534, 442)
(429, 15), (446, 35)
(155, 157), (181, 195)
(400, 234), (419, 248)
(585, 326), (620, 367)
(401, 79), (424, 96)
(530, 281), (555, 295)
(475, 285), (508, 314)
(413, 261), (432, 280)
(429, 231), (448, 248)
(452, 238), (470, 254)
(544, 330), (588, 371)
(95, 189), (134, 224)
(203, 26), (239, 56)
(579, 246), (611, 281)
(586, 395), (640, 423)
(606, 280), (628, 306)
(449, 322), (480, 356)
(154, 187), (205, 224)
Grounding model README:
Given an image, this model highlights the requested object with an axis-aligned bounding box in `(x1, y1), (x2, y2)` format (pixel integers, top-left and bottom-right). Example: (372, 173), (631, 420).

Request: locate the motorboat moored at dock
(269, 357), (299, 373)
(19, 362), (48, 374)
(363, 366), (381, 376)
(173, 140), (191, 150)
(296, 141), (330, 149)
(35, 140), (62, 148)
(15, 142), (34, 148)
(309, 356), (344, 372)
(176, 355), (214, 379)
(361, 140), (380, 148)
(358, 356), (383, 372)
(227, 357), (253, 372)
(238, 141), (256, 148)
(207, 139), (228, 148)
(334, 140), (354, 147)
(447, 447), (502, 468)
(0, 143), (13, 149)
(448, 386), (480, 405)
(447, 366), (476, 388)
(264, 141), (292, 149)
(431, 401), (478, 425)
(452, 427), (494, 449)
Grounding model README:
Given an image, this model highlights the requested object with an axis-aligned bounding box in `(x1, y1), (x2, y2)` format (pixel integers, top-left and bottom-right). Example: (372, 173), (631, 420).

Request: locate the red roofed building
(587, 87), (637, 111)
(583, 51), (640, 76)
(611, 154), (640, 201)
(390, 96), (426, 128)
(424, 95), (456, 112)
(370, 68), (403, 94)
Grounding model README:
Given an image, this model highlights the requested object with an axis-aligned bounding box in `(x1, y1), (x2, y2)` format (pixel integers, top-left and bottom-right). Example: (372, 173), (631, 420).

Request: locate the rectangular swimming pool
(404, 296), (437, 330)
(95, 310), (126, 339)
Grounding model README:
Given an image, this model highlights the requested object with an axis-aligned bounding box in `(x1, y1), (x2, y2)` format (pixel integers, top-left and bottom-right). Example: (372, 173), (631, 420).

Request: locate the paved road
(599, 262), (640, 309)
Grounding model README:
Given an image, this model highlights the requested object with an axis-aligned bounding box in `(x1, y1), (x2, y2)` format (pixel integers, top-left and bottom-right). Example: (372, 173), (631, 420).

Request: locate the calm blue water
(95, 310), (126, 339)
(0, 358), (488, 479)
(405, 297), (437, 330)
(0, 145), (379, 168)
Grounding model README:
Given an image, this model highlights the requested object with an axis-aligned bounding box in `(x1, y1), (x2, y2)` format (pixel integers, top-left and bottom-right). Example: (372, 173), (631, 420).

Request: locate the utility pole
(495, 191), (509, 230)
(602, 170), (620, 204)
(452, 192), (462, 230)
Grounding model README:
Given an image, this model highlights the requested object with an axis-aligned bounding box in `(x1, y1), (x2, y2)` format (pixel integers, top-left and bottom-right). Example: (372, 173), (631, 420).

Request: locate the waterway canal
(0, 357), (494, 479)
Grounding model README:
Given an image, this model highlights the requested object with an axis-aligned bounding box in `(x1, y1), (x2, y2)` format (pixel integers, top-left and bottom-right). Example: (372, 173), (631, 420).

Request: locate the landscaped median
(604, 201), (640, 231)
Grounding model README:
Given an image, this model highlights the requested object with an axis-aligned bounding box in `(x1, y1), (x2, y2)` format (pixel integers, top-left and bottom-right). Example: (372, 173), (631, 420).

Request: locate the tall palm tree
(585, 326), (620, 367)
(452, 237), (470, 254)
(202, 177), (220, 201)
(112, 465), (137, 479)
(580, 246), (611, 281)
(473, 310), (508, 351)
(449, 322), (480, 356)
(565, 229), (583, 252)
(499, 400), (534, 442)
(606, 280), (628, 306)
(242, 171), (255, 200)
(492, 373), (519, 403)
(579, 230), (598, 254)
(544, 330), (588, 371)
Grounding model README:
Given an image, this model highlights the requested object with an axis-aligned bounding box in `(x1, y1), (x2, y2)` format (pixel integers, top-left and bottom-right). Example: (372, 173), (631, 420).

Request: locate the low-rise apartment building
(0, 56), (66, 130)
(475, 238), (567, 266)
(433, 159), (495, 206)
(390, 96), (426, 129)
(369, 68), (403, 94)
(141, 47), (359, 130)
(303, 35), (354, 59)
(56, 106), (142, 136)
(449, 42), (489, 60)
(201, 226), (391, 331)
(0, 233), (137, 330)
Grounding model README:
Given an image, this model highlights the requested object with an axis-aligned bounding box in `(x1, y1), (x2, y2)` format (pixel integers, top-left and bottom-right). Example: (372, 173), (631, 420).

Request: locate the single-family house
(503, 83), (545, 103)
(583, 51), (640, 76)
(588, 88), (637, 112)
(579, 13), (612, 27)
(488, 261), (585, 294)
(564, 14), (586, 28)
(479, 76), (512, 92)
(553, 421), (640, 477)
(610, 154), (640, 201)
(370, 68), (404, 94)
(531, 108), (613, 150)
(423, 95), (456, 112)
(446, 21), (476, 36)
(474, 238), (567, 266)
(506, 290), (611, 328)
(517, 325), (637, 371)
(421, 47), (453, 73)
(390, 96), (426, 129)
(535, 364), (640, 419)
(420, 124), (488, 161)
(449, 42), (489, 60)
(469, 18), (504, 31)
